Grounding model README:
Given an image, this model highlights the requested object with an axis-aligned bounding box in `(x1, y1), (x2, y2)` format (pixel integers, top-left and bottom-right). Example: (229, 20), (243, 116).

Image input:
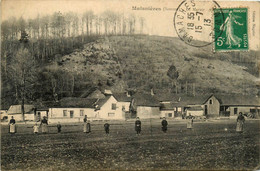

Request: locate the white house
(114, 93), (131, 108)
(95, 95), (126, 120)
(48, 98), (97, 123)
(7, 105), (35, 122)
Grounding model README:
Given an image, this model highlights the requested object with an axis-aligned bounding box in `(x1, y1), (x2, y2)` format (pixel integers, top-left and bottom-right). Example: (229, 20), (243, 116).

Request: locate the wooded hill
(1, 12), (259, 109)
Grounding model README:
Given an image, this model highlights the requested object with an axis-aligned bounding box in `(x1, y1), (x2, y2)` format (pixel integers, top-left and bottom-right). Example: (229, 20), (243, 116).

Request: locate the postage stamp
(214, 8), (248, 51)
(173, 0), (224, 47)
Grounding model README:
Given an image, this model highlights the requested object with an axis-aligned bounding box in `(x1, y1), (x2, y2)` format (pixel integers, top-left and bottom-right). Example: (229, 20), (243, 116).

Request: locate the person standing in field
(9, 116), (16, 134)
(57, 122), (62, 133)
(236, 112), (245, 133)
(186, 114), (193, 129)
(135, 117), (141, 135)
(33, 122), (39, 134)
(161, 117), (168, 133)
(40, 116), (48, 133)
(83, 115), (88, 133)
(104, 122), (110, 135)
(86, 121), (91, 133)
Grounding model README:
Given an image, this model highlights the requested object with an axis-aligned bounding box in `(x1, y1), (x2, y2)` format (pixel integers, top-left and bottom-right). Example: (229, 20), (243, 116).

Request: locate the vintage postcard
(1, 0), (259, 170)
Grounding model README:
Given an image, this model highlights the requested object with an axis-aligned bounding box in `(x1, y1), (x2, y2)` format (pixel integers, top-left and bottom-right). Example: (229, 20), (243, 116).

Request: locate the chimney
(104, 89), (112, 95)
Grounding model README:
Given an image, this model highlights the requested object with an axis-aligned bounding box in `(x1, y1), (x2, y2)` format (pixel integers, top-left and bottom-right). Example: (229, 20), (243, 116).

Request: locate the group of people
(9, 116), (50, 134)
(8, 113), (246, 134)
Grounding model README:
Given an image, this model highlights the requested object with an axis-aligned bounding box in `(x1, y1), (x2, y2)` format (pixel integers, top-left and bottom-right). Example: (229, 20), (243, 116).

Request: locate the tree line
(1, 11), (146, 69)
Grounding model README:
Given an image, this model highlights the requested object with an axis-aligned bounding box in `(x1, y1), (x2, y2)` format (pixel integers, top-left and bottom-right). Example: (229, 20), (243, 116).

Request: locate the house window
(112, 103), (116, 110)
(122, 105), (125, 111)
(168, 113), (172, 117)
(70, 111), (74, 118)
(108, 113), (115, 117)
(63, 110), (67, 117)
(234, 108), (238, 115)
(209, 99), (213, 104)
(80, 110), (84, 116)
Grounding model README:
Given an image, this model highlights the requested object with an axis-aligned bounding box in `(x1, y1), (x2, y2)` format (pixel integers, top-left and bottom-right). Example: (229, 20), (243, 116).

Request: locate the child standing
(104, 123), (110, 135)
(33, 123), (39, 134)
(57, 122), (62, 133)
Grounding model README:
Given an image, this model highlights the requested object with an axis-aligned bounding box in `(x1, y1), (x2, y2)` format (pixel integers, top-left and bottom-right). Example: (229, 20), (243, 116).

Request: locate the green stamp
(214, 8), (248, 51)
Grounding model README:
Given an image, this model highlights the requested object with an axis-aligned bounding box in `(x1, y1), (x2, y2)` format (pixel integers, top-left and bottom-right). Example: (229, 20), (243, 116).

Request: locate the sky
(1, 0), (259, 50)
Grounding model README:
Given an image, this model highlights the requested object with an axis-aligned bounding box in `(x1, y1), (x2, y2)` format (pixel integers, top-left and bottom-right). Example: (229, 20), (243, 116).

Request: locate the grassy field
(1, 119), (259, 170)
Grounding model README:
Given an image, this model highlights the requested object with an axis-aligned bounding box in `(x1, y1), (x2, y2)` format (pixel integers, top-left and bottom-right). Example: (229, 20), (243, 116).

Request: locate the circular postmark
(173, 0), (225, 47)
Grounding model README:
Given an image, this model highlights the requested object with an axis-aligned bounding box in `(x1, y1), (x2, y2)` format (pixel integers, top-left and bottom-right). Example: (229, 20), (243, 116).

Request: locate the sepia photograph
(1, 0), (260, 170)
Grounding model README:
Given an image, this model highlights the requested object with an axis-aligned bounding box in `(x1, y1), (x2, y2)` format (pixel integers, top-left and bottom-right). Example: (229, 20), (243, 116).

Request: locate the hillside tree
(167, 65), (179, 94)
(9, 31), (37, 121)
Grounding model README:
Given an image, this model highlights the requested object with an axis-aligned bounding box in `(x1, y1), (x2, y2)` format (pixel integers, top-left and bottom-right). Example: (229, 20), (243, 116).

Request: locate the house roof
(170, 94), (213, 107)
(154, 91), (176, 102)
(7, 105), (35, 115)
(132, 93), (160, 107)
(59, 98), (98, 108)
(215, 94), (260, 106)
(113, 93), (132, 102)
(167, 94), (260, 107)
(80, 88), (105, 99)
(33, 101), (57, 110)
(186, 106), (204, 111)
(95, 95), (114, 109)
(160, 102), (176, 110)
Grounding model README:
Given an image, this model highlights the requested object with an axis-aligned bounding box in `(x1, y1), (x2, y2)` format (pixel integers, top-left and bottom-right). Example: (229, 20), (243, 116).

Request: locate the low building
(48, 98), (97, 123)
(170, 94), (220, 118)
(160, 102), (176, 118)
(7, 105), (35, 122)
(217, 95), (260, 117)
(185, 106), (204, 116)
(132, 93), (160, 119)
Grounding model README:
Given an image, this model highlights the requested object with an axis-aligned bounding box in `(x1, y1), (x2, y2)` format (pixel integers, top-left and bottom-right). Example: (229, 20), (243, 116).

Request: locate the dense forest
(1, 11), (146, 109)
(1, 10), (259, 110)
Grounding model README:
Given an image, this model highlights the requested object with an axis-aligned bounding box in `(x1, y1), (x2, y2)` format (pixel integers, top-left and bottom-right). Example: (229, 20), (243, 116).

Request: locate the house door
(205, 105), (208, 115)
(70, 111), (74, 118)
(234, 108), (238, 115)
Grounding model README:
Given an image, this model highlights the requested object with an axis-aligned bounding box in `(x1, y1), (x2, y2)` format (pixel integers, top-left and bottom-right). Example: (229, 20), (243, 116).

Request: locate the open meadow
(1, 119), (260, 170)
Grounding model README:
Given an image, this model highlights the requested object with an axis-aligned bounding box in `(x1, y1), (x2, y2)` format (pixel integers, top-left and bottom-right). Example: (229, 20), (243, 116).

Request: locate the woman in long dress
(9, 116), (16, 134)
(236, 112), (245, 133)
(161, 117), (168, 133)
(41, 116), (48, 133)
(186, 114), (193, 129)
(83, 115), (88, 133)
(86, 121), (91, 133)
(33, 123), (39, 134)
